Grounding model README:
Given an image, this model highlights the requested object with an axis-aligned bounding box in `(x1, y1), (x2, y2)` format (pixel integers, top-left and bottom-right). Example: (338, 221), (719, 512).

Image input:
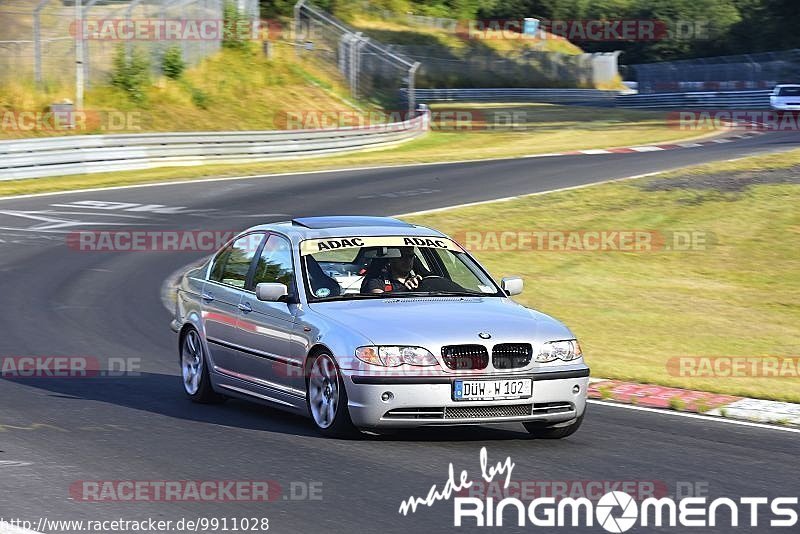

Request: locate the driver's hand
(403, 274), (423, 290)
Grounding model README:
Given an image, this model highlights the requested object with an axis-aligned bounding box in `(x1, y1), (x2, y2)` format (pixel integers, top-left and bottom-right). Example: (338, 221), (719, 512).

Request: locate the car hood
(307, 296), (573, 347)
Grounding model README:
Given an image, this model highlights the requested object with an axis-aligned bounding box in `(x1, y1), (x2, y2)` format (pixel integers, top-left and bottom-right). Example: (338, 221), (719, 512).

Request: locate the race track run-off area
(0, 130), (798, 534)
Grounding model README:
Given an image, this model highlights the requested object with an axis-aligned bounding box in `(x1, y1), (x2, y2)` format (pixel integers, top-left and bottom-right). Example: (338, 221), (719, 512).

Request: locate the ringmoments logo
(398, 448), (799, 531)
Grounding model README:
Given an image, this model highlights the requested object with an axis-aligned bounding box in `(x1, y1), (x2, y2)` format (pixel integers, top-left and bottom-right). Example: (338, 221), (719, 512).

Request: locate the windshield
(777, 87), (800, 96)
(299, 235), (503, 300)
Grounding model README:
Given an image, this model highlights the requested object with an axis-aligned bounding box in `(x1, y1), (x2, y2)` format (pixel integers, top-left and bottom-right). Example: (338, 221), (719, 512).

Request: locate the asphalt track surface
(0, 131), (798, 533)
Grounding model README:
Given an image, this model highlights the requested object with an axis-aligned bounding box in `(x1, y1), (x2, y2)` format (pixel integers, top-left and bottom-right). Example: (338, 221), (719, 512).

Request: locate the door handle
(201, 292), (214, 302)
(238, 301), (252, 313)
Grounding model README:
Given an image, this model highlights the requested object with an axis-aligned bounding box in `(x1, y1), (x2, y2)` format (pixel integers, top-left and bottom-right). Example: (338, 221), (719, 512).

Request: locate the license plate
(453, 378), (532, 401)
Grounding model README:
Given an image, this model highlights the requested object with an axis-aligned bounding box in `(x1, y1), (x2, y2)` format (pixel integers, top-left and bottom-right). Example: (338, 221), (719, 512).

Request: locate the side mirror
(500, 276), (523, 296)
(255, 282), (288, 302)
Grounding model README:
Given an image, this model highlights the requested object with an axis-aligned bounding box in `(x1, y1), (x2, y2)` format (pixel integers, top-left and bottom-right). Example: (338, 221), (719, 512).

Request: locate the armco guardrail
(615, 90), (772, 109)
(408, 88), (620, 106)
(0, 114), (429, 181)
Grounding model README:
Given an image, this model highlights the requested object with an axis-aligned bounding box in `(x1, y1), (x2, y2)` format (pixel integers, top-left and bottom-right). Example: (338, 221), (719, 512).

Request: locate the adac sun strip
(299, 235), (463, 255)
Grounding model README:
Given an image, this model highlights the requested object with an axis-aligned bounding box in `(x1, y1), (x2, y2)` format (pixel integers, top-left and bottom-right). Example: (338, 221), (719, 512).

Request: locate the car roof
(242, 216), (448, 242)
(292, 216), (414, 229)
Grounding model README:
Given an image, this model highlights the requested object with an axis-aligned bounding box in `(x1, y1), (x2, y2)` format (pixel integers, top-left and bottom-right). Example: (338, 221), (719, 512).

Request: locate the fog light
(572, 385), (581, 394)
(381, 391), (394, 402)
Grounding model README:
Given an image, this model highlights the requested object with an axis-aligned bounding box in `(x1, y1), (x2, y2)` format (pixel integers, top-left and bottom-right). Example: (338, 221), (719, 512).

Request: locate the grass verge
(403, 149), (800, 403)
(0, 46), (359, 139)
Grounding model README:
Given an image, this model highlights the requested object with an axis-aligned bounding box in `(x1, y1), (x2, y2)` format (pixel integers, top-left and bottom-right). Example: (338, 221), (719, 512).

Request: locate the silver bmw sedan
(171, 216), (589, 438)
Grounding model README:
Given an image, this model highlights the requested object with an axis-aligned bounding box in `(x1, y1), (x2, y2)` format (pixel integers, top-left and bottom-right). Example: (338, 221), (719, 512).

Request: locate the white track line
(629, 146), (664, 152)
(588, 400), (800, 434)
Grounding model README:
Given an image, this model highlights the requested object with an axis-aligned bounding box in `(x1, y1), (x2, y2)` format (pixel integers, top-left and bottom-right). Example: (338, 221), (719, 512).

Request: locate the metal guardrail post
(75, 0), (86, 107)
(33, 0), (50, 86)
(354, 34), (368, 98)
(408, 62), (419, 116)
(349, 32), (363, 98)
(294, 0), (307, 58)
(79, 0), (105, 90)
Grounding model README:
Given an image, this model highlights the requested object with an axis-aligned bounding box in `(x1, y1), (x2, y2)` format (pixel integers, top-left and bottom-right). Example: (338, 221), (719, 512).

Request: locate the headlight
(536, 339), (583, 362)
(355, 346), (438, 367)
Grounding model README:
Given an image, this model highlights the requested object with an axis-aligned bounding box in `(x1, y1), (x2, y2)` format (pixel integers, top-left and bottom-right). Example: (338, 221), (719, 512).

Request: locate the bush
(162, 46), (186, 79)
(110, 46), (150, 103)
(190, 87), (210, 109)
(223, 2), (250, 50)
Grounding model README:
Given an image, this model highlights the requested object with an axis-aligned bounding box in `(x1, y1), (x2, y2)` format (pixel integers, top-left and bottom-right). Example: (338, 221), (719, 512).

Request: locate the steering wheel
(416, 276), (463, 292)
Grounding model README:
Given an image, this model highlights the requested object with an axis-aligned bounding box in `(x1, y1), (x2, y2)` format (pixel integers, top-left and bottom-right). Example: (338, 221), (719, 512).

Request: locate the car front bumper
(343, 368), (589, 428)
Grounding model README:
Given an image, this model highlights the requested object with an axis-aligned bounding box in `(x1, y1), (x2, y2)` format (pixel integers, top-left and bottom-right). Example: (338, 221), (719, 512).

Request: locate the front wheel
(524, 413), (584, 439)
(180, 328), (225, 403)
(306, 353), (357, 438)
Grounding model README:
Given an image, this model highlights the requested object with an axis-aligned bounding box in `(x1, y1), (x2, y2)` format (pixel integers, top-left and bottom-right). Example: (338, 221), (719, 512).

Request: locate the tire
(180, 328), (225, 404)
(306, 352), (358, 438)
(524, 413), (584, 439)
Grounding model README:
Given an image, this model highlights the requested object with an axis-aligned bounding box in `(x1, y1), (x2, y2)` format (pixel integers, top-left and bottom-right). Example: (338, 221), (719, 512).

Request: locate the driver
(364, 247), (424, 293)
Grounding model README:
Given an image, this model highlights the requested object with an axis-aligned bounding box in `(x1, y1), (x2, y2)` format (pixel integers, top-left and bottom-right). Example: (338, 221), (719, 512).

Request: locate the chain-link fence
(294, 0), (419, 114)
(391, 45), (599, 89)
(0, 0), (258, 87)
(631, 49), (800, 93)
(327, 2), (607, 89)
(0, 0), (76, 84)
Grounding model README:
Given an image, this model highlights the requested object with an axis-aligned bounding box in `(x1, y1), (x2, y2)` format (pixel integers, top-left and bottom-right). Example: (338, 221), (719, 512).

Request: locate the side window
(209, 233), (264, 289)
(209, 248), (231, 282)
(252, 235), (295, 290)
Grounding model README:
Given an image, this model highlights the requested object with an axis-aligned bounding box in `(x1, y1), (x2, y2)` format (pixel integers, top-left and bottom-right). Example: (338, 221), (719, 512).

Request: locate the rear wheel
(306, 352), (357, 438)
(180, 328), (225, 404)
(524, 413), (584, 439)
